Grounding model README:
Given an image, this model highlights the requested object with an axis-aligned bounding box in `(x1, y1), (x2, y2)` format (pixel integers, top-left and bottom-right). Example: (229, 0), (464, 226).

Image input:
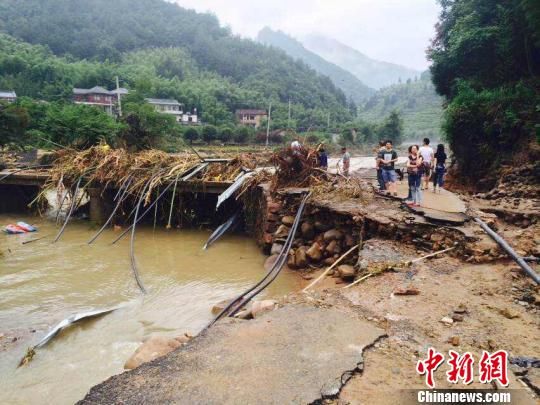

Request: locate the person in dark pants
(318, 148), (328, 170)
(375, 141), (386, 191)
(405, 145), (423, 206)
(378, 140), (398, 196)
(432, 144), (447, 193)
(405, 145), (414, 201)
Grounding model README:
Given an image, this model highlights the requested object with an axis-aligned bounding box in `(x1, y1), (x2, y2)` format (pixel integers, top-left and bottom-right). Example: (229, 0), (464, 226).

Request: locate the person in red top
(405, 145), (423, 206)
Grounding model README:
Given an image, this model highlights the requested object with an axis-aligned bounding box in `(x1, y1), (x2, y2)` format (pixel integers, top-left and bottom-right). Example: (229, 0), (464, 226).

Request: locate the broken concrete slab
(423, 208), (469, 226)
(79, 305), (385, 404)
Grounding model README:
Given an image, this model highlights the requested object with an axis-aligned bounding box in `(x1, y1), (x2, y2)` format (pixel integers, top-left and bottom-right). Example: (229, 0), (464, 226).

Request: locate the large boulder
(212, 298), (233, 315)
(271, 243), (283, 256)
(337, 265), (356, 281)
(323, 229), (344, 242)
(274, 225), (290, 238)
(324, 257), (336, 265)
(287, 252), (297, 269)
(301, 222), (315, 239)
(282, 216), (295, 226)
(124, 336), (187, 370)
(295, 246), (308, 268)
(306, 242), (322, 262)
(325, 240), (339, 255)
(251, 300), (277, 318)
(314, 221), (331, 232)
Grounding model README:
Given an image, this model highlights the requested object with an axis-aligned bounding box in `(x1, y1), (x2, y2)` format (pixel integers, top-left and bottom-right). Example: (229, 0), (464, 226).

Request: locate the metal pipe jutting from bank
(474, 217), (540, 285)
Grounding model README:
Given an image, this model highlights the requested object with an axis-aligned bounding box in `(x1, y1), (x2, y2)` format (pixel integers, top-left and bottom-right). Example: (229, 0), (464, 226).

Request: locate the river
(0, 214), (300, 404)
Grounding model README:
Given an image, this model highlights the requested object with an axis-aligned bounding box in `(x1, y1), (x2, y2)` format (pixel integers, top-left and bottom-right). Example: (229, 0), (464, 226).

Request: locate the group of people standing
(292, 136), (447, 209)
(376, 138), (447, 207)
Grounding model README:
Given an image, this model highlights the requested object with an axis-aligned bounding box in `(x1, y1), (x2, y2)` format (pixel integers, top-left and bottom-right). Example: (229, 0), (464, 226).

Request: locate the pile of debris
(42, 146), (269, 207)
(249, 146), (372, 199)
(474, 163), (540, 201)
(269, 146), (323, 188)
(46, 146), (199, 196)
(201, 154), (259, 182)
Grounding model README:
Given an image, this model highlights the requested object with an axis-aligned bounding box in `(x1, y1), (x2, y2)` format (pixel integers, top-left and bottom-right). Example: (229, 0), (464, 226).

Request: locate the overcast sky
(172, 0), (440, 71)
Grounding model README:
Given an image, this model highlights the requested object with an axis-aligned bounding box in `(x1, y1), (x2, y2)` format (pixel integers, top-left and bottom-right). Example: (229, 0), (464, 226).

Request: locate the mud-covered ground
(297, 249), (539, 403)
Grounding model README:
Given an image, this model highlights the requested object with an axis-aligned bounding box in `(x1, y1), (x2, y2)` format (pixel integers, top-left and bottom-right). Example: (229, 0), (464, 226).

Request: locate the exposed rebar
(52, 177), (82, 243)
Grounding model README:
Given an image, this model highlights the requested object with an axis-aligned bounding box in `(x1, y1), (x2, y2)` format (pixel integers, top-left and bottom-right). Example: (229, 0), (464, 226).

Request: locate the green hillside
(257, 27), (374, 104)
(0, 0), (353, 128)
(357, 72), (444, 139)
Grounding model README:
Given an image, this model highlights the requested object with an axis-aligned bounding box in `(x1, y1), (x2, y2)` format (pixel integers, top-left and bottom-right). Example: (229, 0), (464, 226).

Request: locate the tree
(339, 128), (354, 145)
(348, 97), (357, 117)
(0, 102), (29, 148)
(183, 127), (199, 144)
(427, 0), (540, 182)
(118, 103), (178, 150)
(201, 125), (217, 143)
(377, 111), (403, 145)
(41, 103), (124, 149)
(234, 126), (251, 143)
(218, 126), (233, 143)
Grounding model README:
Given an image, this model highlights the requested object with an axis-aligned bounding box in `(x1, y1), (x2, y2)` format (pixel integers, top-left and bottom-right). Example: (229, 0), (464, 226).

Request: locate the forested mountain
(357, 72), (443, 140)
(302, 34), (420, 90)
(0, 0), (353, 128)
(429, 0), (540, 184)
(257, 27), (374, 104)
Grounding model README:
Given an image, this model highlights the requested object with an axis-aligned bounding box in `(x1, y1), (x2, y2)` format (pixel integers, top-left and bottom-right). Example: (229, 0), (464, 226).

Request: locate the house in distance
(73, 86), (128, 115)
(145, 98), (199, 124)
(236, 109), (267, 128)
(0, 90), (17, 103)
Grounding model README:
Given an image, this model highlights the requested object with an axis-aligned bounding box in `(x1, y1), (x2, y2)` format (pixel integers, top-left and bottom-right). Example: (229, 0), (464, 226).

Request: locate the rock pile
(279, 218), (358, 271)
(473, 163), (540, 228)
(256, 192), (361, 274)
(474, 163), (540, 201)
(254, 189), (478, 269)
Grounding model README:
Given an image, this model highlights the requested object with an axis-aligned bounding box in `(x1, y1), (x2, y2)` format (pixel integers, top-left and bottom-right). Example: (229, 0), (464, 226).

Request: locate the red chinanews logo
(416, 348), (508, 388)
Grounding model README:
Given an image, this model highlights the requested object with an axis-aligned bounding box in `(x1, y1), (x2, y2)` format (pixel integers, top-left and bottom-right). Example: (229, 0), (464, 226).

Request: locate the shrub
(183, 127), (199, 143)
(202, 125), (218, 143)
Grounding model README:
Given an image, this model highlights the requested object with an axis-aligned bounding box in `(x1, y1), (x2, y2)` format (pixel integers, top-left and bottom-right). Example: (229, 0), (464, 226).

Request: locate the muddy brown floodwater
(0, 214), (301, 404)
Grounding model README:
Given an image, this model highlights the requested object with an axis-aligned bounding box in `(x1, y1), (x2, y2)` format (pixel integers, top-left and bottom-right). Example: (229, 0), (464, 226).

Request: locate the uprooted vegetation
(244, 146), (372, 201)
(42, 144), (371, 204)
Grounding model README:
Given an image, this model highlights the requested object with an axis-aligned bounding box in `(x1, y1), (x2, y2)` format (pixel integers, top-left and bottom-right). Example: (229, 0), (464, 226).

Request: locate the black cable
(229, 193), (310, 317)
(129, 177), (153, 294)
(205, 192), (310, 329)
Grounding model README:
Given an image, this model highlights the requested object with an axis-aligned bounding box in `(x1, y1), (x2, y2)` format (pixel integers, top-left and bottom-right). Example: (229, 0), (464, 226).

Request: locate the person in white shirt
(419, 138), (434, 191)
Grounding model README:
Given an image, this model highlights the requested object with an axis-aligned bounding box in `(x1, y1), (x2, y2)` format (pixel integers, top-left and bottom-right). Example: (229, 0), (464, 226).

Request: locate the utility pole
(115, 76), (123, 118)
(265, 102), (272, 148)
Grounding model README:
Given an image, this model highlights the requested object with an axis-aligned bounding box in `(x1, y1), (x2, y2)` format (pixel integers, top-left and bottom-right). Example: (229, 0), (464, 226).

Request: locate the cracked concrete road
(79, 305), (384, 404)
